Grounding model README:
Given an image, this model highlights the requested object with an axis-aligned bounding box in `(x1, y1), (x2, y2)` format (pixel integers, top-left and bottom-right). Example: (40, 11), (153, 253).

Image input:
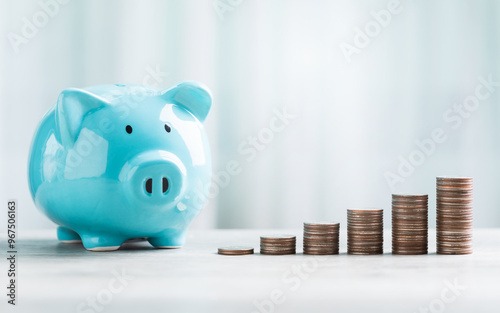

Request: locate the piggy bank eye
(125, 125), (133, 134)
(164, 123), (171, 133)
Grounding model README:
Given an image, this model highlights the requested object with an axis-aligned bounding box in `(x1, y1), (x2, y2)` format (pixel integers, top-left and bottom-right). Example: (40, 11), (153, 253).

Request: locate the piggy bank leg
(148, 229), (187, 249)
(57, 226), (81, 243)
(80, 233), (125, 252)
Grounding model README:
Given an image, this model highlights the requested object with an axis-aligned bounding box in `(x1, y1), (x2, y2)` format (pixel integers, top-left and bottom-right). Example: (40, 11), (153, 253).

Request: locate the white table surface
(1, 228), (499, 313)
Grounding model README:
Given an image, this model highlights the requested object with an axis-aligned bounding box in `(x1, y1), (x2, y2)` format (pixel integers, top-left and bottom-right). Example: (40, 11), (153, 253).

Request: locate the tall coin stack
(436, 177), (473, 255)
(303, 222), (340, 255)
(260, 235), (296, 255)
(392, 194), (428, 255)
(347, 209), (384, 255)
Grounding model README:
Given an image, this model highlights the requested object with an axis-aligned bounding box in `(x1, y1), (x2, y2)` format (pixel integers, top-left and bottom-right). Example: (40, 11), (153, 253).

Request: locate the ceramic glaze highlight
(28, 82), (212, 251)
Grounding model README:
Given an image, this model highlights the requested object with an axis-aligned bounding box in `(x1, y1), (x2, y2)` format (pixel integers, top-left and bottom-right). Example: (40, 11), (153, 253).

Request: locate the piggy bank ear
(160, 81), (212, 123)
(55, 88), (109, 147)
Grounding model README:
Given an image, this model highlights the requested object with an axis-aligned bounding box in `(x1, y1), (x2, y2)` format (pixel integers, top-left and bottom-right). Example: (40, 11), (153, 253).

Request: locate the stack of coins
(436, 176), (473, 255)
(217, 246), (254, 256)
(260, 235), (296, 255)
(347, 209), (383, 255)
(303, 222), (340, 255)
(392, 194), (428, 255)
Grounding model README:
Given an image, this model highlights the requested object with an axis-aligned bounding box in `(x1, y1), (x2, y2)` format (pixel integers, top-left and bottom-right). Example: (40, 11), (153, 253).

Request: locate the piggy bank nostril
(145, 178), (153, 194)
(162, 177), (169, 193)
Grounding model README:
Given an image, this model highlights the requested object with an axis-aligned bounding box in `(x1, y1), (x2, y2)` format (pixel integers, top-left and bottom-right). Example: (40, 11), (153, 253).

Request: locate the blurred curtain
(1, 0), (499, 231)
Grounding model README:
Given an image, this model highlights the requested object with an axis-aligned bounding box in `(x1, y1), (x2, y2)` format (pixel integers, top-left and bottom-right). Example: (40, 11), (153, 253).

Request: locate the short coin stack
(392, 194), (428, 255)
(303, 222), (340, 255)
(260, 235), (296, 255)
(347, 209), (384, 255)
(217, 246), (254, 256)
(436, 177), (473, 255)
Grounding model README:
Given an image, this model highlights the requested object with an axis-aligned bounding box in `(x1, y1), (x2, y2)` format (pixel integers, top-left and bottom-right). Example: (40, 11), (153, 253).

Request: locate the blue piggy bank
(28, 82), (212, 251)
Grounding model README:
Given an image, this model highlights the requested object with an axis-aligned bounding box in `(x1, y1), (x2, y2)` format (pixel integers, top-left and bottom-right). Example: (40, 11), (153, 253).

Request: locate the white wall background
(0, 0), (499, 234)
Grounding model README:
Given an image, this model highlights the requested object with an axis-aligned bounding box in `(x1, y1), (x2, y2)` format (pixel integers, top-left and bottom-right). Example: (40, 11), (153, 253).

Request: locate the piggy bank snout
(121, 151), (187, 205)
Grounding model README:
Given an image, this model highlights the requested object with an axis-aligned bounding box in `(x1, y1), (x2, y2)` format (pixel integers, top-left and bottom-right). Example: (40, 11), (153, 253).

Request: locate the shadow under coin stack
(392, 194), (428, 255)
(436, 177), (473, 255)
(303, 222), (340, 255)
(260, 235), (296, 255)
(347, 209), (383, 255)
